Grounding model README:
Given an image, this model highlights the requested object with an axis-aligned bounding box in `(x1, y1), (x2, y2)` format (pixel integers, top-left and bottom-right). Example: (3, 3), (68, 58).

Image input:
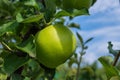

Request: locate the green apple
(63, 0), (74, 9)
(35, 24), (76, 68)
(63, 0), (93, 10)
(74, 0), (93, 9)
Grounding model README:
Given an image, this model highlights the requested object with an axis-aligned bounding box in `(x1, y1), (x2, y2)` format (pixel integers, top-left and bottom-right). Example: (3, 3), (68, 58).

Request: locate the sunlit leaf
(99, 56), (119, 79)
(22, 14), (43, 23)
(16, 35), (36, 58)
(24, 0), (38, 7)
(55, 10), (71, 18)
(55, 9), (89, 18)
(0, 72), (7, 80)
(16, 13), (24, 23)
(0, 21), (19, 37)
(110, 76), (120, 80)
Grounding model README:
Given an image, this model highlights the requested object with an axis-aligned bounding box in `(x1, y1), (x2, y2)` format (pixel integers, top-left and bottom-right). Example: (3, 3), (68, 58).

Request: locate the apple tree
(0, 0), (106, 80)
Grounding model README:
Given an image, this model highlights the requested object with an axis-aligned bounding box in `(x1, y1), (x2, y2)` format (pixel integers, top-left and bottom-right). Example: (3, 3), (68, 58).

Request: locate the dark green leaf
(76, 32), (84, 48)
(68, 23), (80, 29)
(3, 54), (29, 74)
(108, 42), (119, 57)
(10, 73), (23, 80)
(22, 14), (43, 23)
(0, 57), (4, 67)
(91, 0), (97, 6)
(99, 56), (119, 79)
(84, 37), (93, 44)
(0, 0), (16, 16)
(22, 59), (40, 78)
(16, 35), (36, 58)
(0, 21), (19, 37)
(44, 0), (56, 22)
(45, 0), (56, 11)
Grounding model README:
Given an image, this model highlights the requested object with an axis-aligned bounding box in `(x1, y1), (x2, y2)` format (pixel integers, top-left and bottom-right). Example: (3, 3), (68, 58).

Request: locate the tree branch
(113, 51), (120, 66)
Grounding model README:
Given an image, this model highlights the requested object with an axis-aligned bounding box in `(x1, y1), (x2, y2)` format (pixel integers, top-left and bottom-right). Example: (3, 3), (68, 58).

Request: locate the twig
(112, 51), (120, 66)
(76, 54), (82, 80)
(1, 41), (13, 52)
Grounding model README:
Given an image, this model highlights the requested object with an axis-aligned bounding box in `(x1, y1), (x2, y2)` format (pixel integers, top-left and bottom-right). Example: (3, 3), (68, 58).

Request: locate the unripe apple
(35, 24), (76, 68)
(63, 0), (93, 10)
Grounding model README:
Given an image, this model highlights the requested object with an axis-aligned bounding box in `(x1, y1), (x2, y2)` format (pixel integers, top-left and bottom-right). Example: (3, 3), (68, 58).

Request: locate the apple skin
(35, 24), (76, 68)
(63, 0), (93, 10)
(74, 0), (93, 9)
(63, 0), (74, 9)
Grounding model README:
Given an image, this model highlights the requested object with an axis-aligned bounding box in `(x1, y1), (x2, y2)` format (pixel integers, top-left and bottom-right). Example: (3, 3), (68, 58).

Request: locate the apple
(35, 24), (76, 68)
(74, 0), (93, 9)
(63, 0), (93, 10)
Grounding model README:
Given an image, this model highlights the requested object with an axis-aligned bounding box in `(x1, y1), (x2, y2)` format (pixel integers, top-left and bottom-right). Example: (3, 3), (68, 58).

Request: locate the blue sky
(72, 0), (120, 64)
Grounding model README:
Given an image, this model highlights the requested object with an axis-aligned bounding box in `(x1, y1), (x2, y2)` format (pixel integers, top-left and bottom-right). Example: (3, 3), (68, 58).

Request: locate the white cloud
(79, 26), (120, 39)
(78, 26), (120, 64)
(73, 0), (120, 64)
(90, 0), (120, 14)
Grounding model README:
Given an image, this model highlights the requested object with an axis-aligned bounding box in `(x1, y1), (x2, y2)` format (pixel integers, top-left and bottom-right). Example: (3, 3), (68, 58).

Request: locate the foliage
(1, 0), (119, 80)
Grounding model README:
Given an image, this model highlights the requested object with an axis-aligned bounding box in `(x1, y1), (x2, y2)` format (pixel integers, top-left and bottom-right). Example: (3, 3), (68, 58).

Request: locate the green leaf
(55, 9), (89, 18)
(76, 32), (84, 48)
(99, 56), (119, 79)
(0, 74), (7, 80)
(44, 0), (56, 22)
(10, 73), (23, 80)
(3, 54), (29, 74)
(16, 13), (24, 23)
(45, 0), (56, 11)
(55, 10), (71, 18)
(71, 9), (89, 17)
(0, 21), (19, 37)
(68, 23), (80, 29)
(84, 37), (93, 44)
(0, 57), (3, 67)
(110, 76), (120, 80)
(108, 42), (119, 57)
(24, 0), (38, 7)
(22, 14), (43, 23)
(0, 0), (16, 16)
(91, 0), (97, 6)
(24, 77), (31, 80)
(16, 35), (36, 58)
(22, 59), (40, 78)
